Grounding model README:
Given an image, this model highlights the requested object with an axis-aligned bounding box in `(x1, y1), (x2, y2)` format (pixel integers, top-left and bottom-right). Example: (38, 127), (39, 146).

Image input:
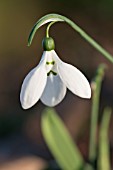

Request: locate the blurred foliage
(98, 107), (111, 170)
(41, 64), (111, 170)
(89, 64), (106, 164)
(41, 108), (84, 170)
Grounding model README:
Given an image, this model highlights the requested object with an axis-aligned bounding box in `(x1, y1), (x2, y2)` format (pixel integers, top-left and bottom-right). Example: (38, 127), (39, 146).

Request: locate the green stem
(28, 13), (113, 63)
(60, 15), (113, 63)
(89, 64), (106, 164)
(46, 21), (56, 38)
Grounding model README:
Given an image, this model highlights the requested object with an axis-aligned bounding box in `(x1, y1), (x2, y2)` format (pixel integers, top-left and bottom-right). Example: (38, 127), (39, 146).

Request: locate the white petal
(44, 50), (57, 73)
(56, 57), (91, 98)
(40, 74), (67, 107)
(20, 58), (47, 109)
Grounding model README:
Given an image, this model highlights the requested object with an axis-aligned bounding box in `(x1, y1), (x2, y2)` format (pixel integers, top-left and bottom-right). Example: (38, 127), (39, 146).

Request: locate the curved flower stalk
(28, 13), (113, 63)
(20, 14), (93, 109)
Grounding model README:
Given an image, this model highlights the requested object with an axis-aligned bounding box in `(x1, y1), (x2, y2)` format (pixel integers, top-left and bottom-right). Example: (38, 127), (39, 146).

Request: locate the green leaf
(98, 107), (111, 170)
(84, 163), (94, 170)
(41, 108), (84, 170)
(89, 64), (106, 163)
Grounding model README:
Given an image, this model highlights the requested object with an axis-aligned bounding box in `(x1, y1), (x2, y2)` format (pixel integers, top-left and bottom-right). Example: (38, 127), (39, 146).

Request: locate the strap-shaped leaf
(41, 108), (84, 170)
(89, 64), (106, 163)
(98, 107), (111, 170)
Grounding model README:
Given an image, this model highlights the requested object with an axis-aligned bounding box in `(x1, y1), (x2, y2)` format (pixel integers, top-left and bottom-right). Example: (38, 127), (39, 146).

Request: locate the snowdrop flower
(20, 37), (91, 109)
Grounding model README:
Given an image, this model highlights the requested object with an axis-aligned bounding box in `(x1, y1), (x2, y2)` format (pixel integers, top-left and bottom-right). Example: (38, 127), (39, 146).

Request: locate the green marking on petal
(47, 70), (57, 76)
(52, 71), (57, 75)
(52, 61), (55, 65)
(46, 62), (50, 65)
(46, 61), (55, 65)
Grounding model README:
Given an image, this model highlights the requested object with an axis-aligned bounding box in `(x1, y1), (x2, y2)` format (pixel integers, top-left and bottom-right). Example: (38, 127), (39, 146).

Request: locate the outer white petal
(52, 50), (91, 98)
(40, 74), (67, 107)
(58, 62), (91, 98)
(20, 54), (47, 109)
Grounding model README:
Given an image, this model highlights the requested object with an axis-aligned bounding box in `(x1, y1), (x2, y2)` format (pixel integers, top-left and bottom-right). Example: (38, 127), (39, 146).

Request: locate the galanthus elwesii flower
(20, 37), (91, 109)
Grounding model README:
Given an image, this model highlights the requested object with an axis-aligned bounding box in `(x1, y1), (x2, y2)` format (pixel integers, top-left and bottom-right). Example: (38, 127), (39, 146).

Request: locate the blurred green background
(0, 0), (113, 169)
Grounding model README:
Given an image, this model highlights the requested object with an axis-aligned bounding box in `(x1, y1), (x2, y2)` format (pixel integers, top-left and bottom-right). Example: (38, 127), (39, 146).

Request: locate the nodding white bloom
(20, 37), (91, 109)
